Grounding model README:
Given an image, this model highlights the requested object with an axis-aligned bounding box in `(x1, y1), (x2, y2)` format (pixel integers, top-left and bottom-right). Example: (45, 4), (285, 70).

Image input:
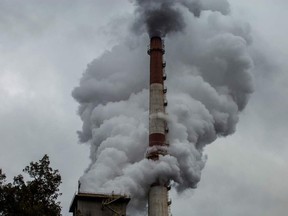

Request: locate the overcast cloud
(0, 0), (287, 215)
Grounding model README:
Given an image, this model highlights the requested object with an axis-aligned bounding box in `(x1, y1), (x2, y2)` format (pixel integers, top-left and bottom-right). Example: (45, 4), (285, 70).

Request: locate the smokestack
(147, 36), (169, 216)
(72, 1), (254, 214)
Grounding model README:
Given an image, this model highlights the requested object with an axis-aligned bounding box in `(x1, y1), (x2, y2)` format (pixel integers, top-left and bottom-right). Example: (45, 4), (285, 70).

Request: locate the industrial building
(69, 193), (130, 216)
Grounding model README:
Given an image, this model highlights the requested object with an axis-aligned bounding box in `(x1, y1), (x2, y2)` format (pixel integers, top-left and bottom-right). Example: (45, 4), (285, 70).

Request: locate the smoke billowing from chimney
(132, 0), (230, 37)
(72, 0), (254, 215)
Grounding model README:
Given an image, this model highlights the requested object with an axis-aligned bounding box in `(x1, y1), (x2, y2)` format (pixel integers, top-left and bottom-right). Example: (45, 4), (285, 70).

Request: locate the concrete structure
(148, 185), (170, 216)
(147, 36), (168, 160)
(69, 193), (130, 216)
(147, 36), (170, 216)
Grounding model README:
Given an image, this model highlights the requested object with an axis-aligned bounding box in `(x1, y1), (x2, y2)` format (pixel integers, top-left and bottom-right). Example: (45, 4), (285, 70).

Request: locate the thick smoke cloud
(133, 0), (230, 37)
(72, 0), (254, 215)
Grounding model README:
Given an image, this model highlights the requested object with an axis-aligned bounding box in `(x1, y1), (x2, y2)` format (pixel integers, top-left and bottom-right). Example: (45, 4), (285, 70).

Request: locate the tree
(0, 155), (62, 216)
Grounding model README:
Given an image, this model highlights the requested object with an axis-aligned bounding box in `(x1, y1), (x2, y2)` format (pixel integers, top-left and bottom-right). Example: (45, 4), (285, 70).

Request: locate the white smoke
(72, 1), (254, 215)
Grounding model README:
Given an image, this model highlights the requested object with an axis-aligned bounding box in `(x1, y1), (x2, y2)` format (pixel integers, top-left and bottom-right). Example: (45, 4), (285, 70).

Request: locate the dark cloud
(132, 0), (230, 37)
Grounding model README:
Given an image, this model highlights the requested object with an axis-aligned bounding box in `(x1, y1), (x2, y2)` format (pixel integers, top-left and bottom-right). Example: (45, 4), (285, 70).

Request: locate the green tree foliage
(0, 155), (62, 216)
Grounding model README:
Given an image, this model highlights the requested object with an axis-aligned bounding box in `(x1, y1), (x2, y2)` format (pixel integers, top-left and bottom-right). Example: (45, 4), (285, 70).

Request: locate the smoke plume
(72, 0), (254, 215)
(133, 0), (230, 37)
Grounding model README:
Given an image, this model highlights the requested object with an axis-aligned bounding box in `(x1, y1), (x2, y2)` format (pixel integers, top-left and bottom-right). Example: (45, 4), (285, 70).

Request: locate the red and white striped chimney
(147, 36), (169, 216)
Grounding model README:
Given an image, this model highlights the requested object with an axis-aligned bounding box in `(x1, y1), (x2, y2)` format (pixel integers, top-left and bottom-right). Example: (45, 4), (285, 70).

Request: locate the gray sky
(0, 0), (287, 215)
